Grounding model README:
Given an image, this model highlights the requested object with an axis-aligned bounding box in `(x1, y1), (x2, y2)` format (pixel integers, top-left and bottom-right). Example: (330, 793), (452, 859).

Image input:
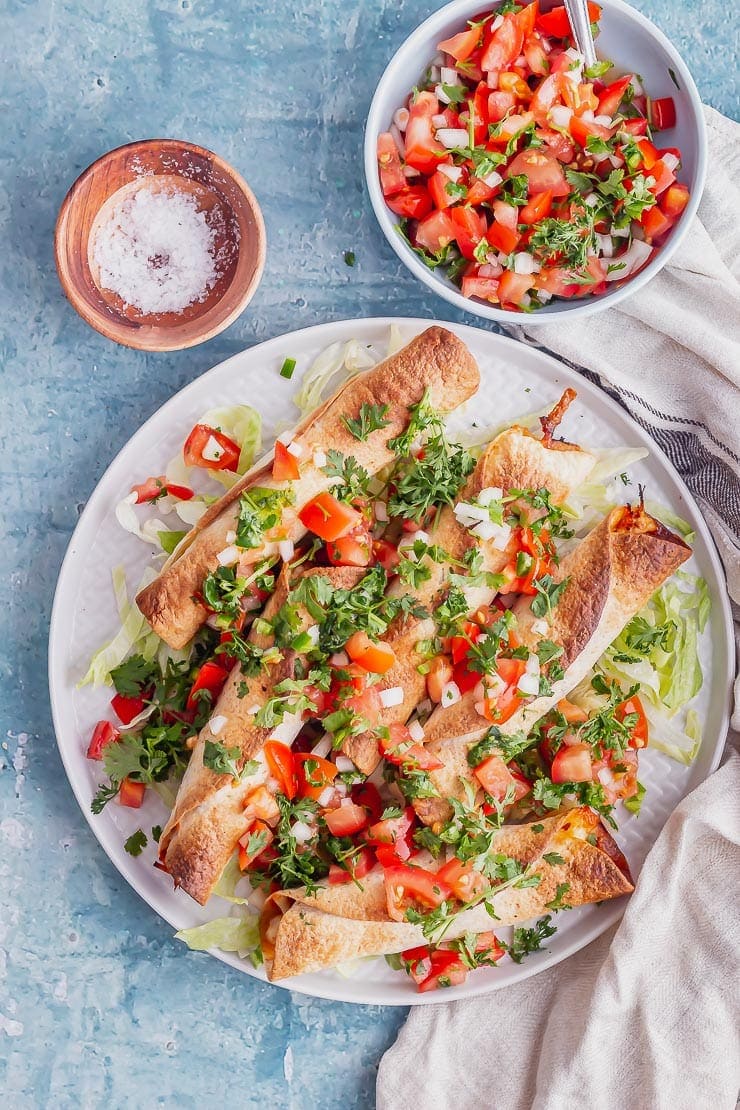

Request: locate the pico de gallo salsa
(377, 0), (689, 310)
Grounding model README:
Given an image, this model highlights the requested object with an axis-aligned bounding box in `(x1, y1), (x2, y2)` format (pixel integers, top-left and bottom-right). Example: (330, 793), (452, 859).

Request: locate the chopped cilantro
(342, 403), (391, 442)
(505, 915), (556, 962)
(124, 829), (147, 857)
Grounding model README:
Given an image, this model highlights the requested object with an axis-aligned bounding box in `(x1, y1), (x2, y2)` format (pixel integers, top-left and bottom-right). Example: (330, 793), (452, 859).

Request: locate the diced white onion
(478, 486), (503, 505)
(374, 500), (389, 522)
(438, 163), (463, 182)
(242, 595), (261, 612)
(278, 539), (295, 562)
(209, 715), (227, 736)
(248, 885), (268, 910)
(608, 153), (624, 168)
(520, 294), (532, 308)
(216, 544), (240, 566)
(491, 13), (504, 29)
(595, 232), (614, 258)
(291, 821), (315, 843)
(612, 224), (630, 238)
(441, 681), (461, 707)
(579, 108), (595, 122)
(335, 782), (348, 797)
(335, 755), (356, 773)
(514, 252), (539, 275)
(474, 520), (512, 550)
(202, 435), (224, 462)
(286, 440), (303, 458)
(440, 66), (460, 86)
(270, 711), (304, 746)
(305, 624), (320, 646)
(436, 128), (469, 148)
(225, 530), (236, 544)
(662, 152), (680, 172)
(277, 429), (294, 445)
(604, 240), (652, 281)
(393, 107), (409, 131)
(594, 114), (612, 127)
(517, 671), (540, 696)
(311, 735), (333, 758)
(485, 71), (499, 89)
(549, 105), (573, 129)
(408, 721), (425, 742)
(317, 786), (335, 807)
(330, 651), (349, 666)
(456, 501), (491, 524)
(481, 170), (503, 189)
(390, 124), (405, 156)
(474, 701), (487, 717)
(432, 113), (448, 128)
(313, 449), (327, 467)
(525, 653), (541, 676)
(398, 530), (430, 554)
(531, 618), (549, 636)
(479, 261), (503, 277)
(597, 766), (617, 788)
(591, 150), (611, 165)
(584, 192), (600, 208)
(538, 289), (553, 303)
(379, 686), (404, 708)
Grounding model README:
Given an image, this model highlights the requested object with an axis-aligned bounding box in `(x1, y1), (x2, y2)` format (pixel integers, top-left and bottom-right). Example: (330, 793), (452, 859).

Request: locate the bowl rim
(364, 0), (708, 324)
(54, 137), (267, 352)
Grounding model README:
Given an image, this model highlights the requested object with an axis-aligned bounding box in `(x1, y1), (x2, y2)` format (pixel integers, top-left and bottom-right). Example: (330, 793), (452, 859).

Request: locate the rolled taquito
(159, 565), (366, 905)
(415, 504), (691, 826)
(267, 807), (633, 979)
(137, 327), (479, 649)
(341, 399), (595, 774)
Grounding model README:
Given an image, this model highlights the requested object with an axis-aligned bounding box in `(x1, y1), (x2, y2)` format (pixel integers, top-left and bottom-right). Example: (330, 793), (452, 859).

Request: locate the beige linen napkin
(377, 107), (740, 1110)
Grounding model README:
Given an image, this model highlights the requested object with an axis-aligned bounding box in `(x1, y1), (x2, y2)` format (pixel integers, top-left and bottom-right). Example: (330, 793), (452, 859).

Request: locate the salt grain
(93, 186), (219, 314)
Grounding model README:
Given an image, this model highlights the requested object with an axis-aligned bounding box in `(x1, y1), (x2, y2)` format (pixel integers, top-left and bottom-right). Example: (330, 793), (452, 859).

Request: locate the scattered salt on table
(93, 186), (219, 314)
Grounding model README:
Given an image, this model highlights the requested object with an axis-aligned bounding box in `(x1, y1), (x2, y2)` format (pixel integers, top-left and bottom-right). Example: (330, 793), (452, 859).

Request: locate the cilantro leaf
(110, 654), (156, 698)
(124, 829), (147, 857)
(342, 403), (391, 442)
(505, 915), (557, 962)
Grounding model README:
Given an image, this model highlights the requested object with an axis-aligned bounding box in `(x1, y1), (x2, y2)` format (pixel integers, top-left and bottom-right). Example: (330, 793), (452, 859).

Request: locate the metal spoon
(563, 0), (597, 68)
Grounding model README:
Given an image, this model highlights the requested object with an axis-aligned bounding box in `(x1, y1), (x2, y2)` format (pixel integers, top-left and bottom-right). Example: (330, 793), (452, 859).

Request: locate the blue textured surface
(0, 1), (737, 1105)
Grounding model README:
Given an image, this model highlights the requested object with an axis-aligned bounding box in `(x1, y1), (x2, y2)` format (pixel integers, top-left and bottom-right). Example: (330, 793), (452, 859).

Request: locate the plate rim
(48, 315), (735, 1006)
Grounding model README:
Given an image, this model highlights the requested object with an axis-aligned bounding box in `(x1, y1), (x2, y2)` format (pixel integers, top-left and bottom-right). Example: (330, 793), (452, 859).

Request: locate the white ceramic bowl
(364, 0), (707, 324)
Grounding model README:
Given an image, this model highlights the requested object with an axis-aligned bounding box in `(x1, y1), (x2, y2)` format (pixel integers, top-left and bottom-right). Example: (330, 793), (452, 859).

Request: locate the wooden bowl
(54, 139), (266, 351)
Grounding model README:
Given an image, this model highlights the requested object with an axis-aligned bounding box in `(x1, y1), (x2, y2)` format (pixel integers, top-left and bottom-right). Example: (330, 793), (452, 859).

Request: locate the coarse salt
(92, 185), (222, 315)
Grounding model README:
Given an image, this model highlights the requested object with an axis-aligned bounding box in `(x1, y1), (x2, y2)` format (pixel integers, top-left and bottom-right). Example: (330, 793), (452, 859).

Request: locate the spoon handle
(563, 0), (598, 67)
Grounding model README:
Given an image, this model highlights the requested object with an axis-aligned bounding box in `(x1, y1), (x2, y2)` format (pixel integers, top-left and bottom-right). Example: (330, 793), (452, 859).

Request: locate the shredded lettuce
(644, 499), (696, 543)
(197, 404), (262, 486)
(115, 493), (171, 545)
(587, 446), (649, 485)
(293, 339), (377, 416)
(175, 912), (259, 957)
(79, 566), (159, 687)
(386, 324), (406, 356)
(212, 854), (250, 904)
(158, 529), (187, 555)
(644, 705), (703, 766)
(151, 776), (182, 810)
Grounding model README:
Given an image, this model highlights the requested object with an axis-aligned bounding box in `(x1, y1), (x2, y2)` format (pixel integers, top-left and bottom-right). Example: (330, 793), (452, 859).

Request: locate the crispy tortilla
(137, 327), (479, 648)
(268, 807), (633, 979)
(341, 415), (595, 773)
(159, 565), (365, 905)
(415, 505), (691, 826)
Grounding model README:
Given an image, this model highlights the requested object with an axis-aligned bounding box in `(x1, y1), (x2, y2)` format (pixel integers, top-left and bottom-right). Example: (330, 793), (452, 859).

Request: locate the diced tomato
(405, 91), (446, 174)
(661, 183), (690, 219)
(450, 205), (487, 260)
(536, 2), (601, 38)
(438, 24), (482, 63)
(131, 476), (194, 504)
(596, 74), (633, 117)
(551, 742), (593, 783)
(492, 199), (519, 229)
(110, 693), (146, 726)
(507, 149), (569, 196)
(328, 846), (376, 884)
(367, 807), (416, 860)
(487, 90), (517, 122)
(513, 0), (539, 38)
(498, 269), (533, 306)
(466, 176), (498, 206)
(524, 33), (549, 76)
(470, 82), (490, 146)
(272, 440), (300, 483)
(621, 117), (649, 136)
(86, 720), (120, 761)
(402, 945), (433, 985)
(535, 127), (575, 162)
(450, 658), (480, 694)
(183, 424), (241, 472)
(351, 781), (384, 823)
(486, 221), (519, 254)
(384, 862), (452, 921)
(373, 539), (399, 575)
(380, 724), (444, 771)
(238, 820), (274, 870)
(529, 73), (563, 122)
(461, 274), (500, 303)
(244, 784), (281, 825)
(119, 777), (145, 808)
(326, 526), (372, 567)
(449, 620), (481, 665)
(561, 80), (598, 114)
(426, 655), (454, 702)
(570, 115), (613, 147)
(481, 657), (528, 723)
(558, 698), (589, 724)
(299, 492), (362, 542)
(264, 741), (297, 800)
(647, 158), (676, 196)
(509, 767), (533, 802)
(418, 949), (468, 992)
(377, 132), (406, 198)
(473, 930), (506, 963)
(186, 660), (230, 712)
(640, 204), (673, 244)
(649, 96), (676, 131)
(635, 137), (659, 170)
(345, 631), (396, 674)
(429, 168), (458, 211)
(415, 209), (458, 253)
(386, 185), (434, 220)
(324, 801), (369, 837)
(294, 752), (338, 800)
(520, 189), (553, 225)
(437, 857), (487, 900)
(616, 695), (649, 749)
(481, 13), (524, 72)
(473, 753), (517, 800)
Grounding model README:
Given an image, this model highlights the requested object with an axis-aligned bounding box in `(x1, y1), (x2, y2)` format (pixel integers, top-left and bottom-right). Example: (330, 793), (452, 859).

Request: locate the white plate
(49, 317), (734, 1006)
